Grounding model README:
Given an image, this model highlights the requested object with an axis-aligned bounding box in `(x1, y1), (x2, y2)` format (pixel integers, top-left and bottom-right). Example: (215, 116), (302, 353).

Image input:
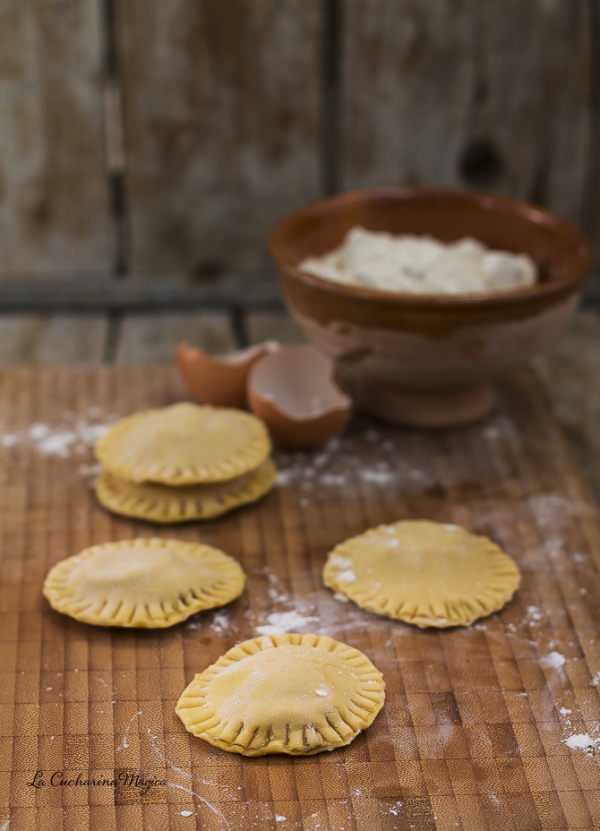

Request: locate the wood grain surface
(3, 366), (600, 830)
(114, 0), (322, 275)
(0, 0), (112, 274)
(337, 0), (592, 232)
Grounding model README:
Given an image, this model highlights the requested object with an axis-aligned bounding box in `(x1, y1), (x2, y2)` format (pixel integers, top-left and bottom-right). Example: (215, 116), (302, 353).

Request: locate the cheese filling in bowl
(300, 227), (537, 295)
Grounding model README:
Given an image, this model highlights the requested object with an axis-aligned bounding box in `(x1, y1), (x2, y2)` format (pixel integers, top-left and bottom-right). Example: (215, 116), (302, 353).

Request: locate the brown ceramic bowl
(269, 187), (593, 427)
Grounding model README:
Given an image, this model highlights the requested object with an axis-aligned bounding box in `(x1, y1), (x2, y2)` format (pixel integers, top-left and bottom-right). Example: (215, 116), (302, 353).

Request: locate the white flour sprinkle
(526, 606), (543, 623)
(337, 569), (357, 583)
(359, 468), (396, 484)
(266, 573), (289, 604)
(180, 810), (193, 817)
(320, 473), (348, 486)
(591, 671), (600, 687)
(559, 707), (572, 716)
(528, 493), (592, 530)
(211, 614), (229, 634)
(276, 469), (296, 486)
(256, 611), (318, 636)
(543, 651), (566, 669)
(0, 412), (115, 458)
(564, 733), (600, 754)
(275, 817), (286, 823)
(333, 592), (349, 603)
(28, 425), (76, 457)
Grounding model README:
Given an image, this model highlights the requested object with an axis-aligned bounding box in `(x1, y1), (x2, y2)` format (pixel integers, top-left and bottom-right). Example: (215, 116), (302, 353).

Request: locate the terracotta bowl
(269, 187), (593, 428)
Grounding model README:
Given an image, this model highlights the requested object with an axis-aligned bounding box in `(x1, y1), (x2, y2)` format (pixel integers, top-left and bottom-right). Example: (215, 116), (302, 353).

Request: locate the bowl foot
(352, 378), (497, 428)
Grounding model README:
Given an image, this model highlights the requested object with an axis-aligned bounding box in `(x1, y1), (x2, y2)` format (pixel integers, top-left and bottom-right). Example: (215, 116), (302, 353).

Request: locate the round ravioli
(43, 538), (245, 628)
(323, 520), (521, 628)
(176, 633), (385, 756)
(95, 402), (271, 486)
(95, 458), (277, 524)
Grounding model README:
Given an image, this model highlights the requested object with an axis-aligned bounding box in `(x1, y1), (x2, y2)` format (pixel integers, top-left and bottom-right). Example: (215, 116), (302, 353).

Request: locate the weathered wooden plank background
(0, 0), (112, 273)
(0, 0), (597, 301)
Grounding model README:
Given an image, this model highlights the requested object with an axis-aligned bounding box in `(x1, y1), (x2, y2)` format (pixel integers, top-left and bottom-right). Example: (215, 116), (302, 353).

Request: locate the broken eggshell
(175, 341), (279, 408)
(247, 344), (352, 446)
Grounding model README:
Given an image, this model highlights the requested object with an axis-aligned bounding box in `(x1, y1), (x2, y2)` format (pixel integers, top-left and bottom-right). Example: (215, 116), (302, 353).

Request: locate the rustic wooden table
(3, 362), (600, 831)
(1, 305), (600, 831)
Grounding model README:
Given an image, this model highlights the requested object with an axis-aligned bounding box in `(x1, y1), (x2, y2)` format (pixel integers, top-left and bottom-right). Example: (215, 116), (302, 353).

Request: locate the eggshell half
(247, 345), (352, 446)
(176, 341), (279, 408)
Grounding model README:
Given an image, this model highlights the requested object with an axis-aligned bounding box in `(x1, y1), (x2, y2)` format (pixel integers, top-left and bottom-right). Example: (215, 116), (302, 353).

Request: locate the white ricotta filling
(300, 227), (537, 295)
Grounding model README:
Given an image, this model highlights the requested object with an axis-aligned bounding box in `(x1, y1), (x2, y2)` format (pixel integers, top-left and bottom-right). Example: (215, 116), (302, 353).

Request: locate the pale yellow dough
(95, 458), (277, 523)
(176, 633), (385, 756)
(43, 538), (245, 628)
(95, 402), (271, 486)
(323, 520), (521, 627)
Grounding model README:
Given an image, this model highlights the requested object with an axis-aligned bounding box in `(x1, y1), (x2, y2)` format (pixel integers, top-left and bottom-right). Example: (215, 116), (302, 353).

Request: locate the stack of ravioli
(94, 402), (276, 523)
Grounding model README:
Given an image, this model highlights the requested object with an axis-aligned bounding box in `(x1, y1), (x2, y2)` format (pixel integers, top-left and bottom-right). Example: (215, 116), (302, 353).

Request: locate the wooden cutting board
(3, 366), (600, 831)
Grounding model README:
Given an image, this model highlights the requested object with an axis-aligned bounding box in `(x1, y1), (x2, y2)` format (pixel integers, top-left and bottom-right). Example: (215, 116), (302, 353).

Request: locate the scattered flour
(320, 473), (348, 486)
(256, 611), (318, 636)
(337, 569), (357, 583)
(591, 671), (600, 687)
(180, 811), (193, 817)
(211, 613), (229, 634)
(543, 651), (566, 669)
(359, 468), (396, 485)
(0, 411), (116, 458)
(266, 573), (290, 605)
(275, 816), (286, 823)
(276, 469), (296, 486)
(273, 429), (455, 508)
(564, 733), (600, 754)
(527, 493), (592, 530)
(526, 606), (543, 623)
